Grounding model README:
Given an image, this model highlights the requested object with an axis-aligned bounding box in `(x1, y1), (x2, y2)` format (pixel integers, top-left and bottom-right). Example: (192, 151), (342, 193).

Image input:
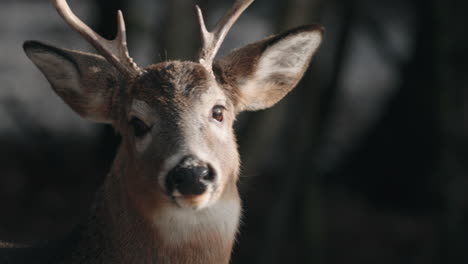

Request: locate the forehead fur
(131, 61), (212, 106)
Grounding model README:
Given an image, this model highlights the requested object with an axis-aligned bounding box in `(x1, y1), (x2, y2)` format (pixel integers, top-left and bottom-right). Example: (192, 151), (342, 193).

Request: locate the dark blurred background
(1, 0), (467, 263)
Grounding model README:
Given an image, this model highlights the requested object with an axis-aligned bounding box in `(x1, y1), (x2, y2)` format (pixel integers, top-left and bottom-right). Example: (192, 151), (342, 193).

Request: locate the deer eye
(212, 105), (225, 123)
(129, 117), (150, 137)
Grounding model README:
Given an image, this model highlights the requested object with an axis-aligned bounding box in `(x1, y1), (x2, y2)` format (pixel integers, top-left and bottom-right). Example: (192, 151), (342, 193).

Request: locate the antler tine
(51, 0), (142, 77)
(196, 0), (254, 70)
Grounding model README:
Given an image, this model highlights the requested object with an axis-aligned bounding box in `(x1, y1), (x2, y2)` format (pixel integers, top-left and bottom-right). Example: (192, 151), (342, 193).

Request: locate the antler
(196, 0), (254, 71)
(51, 0), (142, 77)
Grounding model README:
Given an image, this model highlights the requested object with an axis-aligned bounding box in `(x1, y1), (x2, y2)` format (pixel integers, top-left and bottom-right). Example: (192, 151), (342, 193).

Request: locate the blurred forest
(1, 0), (467, 263)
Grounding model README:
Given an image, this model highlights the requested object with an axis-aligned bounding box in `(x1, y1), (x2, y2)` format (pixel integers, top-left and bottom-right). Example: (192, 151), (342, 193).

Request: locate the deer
(0, 0), (323, 263)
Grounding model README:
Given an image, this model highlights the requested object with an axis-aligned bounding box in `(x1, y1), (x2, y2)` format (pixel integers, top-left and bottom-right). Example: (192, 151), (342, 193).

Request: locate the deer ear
(23, 41), (122, 123)
(215, 25), (323, 112)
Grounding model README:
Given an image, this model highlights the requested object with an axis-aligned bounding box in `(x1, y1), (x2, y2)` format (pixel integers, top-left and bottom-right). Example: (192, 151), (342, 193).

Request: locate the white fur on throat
(152, 198), (241, 245)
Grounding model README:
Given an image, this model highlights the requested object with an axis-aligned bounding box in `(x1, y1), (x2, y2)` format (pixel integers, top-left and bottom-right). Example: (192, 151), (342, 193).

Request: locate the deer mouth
(170, 186), (217, 209)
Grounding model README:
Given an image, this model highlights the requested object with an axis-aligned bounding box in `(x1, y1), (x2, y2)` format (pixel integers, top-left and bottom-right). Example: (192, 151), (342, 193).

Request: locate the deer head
(22, 0), (323, 261)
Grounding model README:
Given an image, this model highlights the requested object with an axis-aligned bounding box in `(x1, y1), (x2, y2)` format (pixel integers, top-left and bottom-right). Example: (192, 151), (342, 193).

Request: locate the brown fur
(2, 23), (323, 263)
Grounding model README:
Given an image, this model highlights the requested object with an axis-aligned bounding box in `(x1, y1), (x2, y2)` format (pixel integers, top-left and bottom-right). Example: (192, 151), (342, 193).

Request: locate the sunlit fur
(11, 24), (323, 264)
(115, 62), (241, 210)
(96, 61), (242, 263)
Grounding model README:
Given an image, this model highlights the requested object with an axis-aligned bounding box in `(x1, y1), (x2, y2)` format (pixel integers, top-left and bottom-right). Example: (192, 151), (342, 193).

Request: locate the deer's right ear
(23, 41), (121, 123)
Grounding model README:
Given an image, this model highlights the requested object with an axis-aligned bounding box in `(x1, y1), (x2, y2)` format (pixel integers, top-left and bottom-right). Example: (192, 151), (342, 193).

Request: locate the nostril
(202, 165), (216, 182)
(194, 167), (209, 179)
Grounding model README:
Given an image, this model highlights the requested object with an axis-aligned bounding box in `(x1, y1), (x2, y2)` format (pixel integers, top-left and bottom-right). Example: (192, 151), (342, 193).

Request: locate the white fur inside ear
(256, 31), (322, 79)
(237, 30), (322, 111)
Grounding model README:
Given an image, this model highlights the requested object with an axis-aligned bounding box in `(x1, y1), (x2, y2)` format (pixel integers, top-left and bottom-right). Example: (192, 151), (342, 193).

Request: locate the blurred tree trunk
(95, 0), (127, 39)
(155, 0), (211, 61)
(435, 0), (468, 263)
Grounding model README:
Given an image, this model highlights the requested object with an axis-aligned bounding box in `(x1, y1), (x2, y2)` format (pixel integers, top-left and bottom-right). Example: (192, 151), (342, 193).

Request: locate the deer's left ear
(215, 25), (323, 112)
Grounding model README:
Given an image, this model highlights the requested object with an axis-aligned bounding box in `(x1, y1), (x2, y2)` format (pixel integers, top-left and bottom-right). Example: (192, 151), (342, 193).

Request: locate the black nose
(166, 155), (215, 196)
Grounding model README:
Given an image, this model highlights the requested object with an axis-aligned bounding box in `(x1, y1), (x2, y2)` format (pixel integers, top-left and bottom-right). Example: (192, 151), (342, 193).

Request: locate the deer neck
(77, 148), (241, 264)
